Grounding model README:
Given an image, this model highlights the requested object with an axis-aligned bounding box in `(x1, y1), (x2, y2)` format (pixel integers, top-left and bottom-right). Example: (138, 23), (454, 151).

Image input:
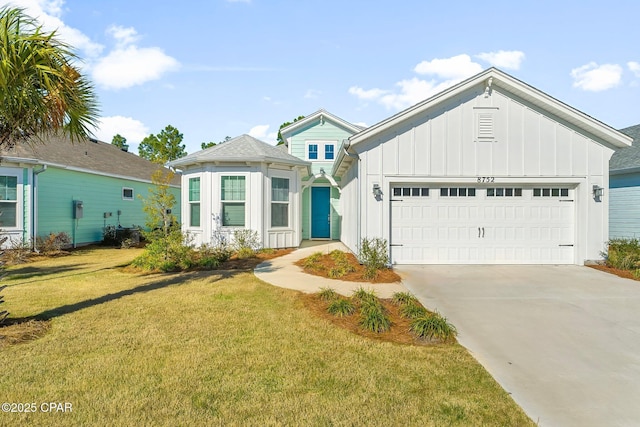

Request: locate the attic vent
(474, 107), (498, 142)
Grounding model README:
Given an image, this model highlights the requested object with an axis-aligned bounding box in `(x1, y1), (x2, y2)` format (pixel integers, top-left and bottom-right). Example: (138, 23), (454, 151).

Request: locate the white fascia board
(349, 68), (632, 149)
(279, 109), (363, 137)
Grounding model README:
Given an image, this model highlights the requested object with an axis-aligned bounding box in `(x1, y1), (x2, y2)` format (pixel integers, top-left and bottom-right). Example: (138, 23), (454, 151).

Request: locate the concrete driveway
(398, 265), (640, 427)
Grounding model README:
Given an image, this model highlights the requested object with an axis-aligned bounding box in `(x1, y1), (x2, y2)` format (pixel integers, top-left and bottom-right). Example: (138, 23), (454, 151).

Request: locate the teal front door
(311, 187), (331, 238)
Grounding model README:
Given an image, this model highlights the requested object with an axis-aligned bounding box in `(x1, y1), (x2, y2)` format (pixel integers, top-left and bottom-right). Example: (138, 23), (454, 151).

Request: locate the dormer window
(308, 144), (318, 160)
(306, 141), (338, 161)
(325, 144), (335, 160)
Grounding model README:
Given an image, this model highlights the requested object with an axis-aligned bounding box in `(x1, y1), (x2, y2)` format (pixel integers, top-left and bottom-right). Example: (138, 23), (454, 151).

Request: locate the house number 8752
(477, 177), (495, 183)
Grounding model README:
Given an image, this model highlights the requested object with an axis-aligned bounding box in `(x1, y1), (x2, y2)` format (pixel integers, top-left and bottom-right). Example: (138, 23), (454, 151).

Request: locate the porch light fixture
(593, 185), (604, 200)
(372, 183), (382, 197)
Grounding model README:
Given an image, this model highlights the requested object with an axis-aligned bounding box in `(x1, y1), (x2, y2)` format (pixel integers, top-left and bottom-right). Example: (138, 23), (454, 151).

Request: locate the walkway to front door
(311, 187), (330, 239)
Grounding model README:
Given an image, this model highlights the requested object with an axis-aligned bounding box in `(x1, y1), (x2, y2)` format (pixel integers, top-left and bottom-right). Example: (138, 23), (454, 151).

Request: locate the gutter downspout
(32, 165), (47, 251)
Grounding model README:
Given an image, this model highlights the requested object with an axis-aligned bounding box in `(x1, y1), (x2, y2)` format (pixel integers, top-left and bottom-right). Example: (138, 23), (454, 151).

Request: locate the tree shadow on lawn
(4, 263), (92, 285)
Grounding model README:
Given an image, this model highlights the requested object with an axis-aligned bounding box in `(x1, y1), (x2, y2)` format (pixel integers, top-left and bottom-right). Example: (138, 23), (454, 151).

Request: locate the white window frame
(122, 187), (134, 201)
(220, 174), (247, 228)
(188, 177), (201, 228)
(305, 140), (338, 161)
(0, 172), (20, 230)
(270, 176), (290, 228)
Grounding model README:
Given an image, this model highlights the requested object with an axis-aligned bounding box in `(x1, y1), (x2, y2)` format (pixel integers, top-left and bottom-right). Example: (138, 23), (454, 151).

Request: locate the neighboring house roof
(168, 134), (311, 170)
(279, 109), (365, 146)
(348, 68), (632, 150)
(0, 135), (180, 185)
(610, 124), (640, 173)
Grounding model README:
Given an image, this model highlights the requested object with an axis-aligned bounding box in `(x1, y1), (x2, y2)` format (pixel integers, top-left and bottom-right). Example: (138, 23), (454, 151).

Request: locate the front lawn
(0, 248), (533, 426)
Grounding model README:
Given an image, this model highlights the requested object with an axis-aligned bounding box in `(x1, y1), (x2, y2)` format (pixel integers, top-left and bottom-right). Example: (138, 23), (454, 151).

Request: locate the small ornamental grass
(410, 312), (457, 343)
(303, 252), (324, 270)
(400, 302), (428, 319)
(351, 287), (378, 304)
(327, 298), (355, 317)
(392, 291), (418, 306)
(318, 287), (338, 302)
(359, 299), (391, 333)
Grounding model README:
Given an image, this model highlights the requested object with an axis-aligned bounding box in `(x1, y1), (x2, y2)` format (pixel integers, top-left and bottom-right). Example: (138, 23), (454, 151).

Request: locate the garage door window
(440, 187), (476, 197)
(533, 188), (569, 197)
(393, 187), (429, 197)
(487, 188), (522, 197)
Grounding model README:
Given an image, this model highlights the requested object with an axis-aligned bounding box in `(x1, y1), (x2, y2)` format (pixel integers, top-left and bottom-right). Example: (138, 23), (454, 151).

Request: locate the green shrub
(605, 238), (640, 270)
(303, 252), (324, 270)
(359, 301), (391, 332)
(328, 267), (346, 279)
(400, 302), (428, 319)
(352, 287), (378, 304)
(197, 243), (232, 269)
(318, 287), (338, 301)
(410, 312), (457, 342)
(233, 229), (261, 258)
(363, 265), (379, 281)
(359, 237), (389, 270)
(392, 291), (418, 306)
(132, 230), (194, 272)
(327, 298), (355, 317)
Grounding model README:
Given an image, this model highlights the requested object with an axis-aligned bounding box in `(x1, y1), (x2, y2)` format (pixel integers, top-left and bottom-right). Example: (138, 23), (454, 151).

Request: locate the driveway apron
(398, 265), (640, 427)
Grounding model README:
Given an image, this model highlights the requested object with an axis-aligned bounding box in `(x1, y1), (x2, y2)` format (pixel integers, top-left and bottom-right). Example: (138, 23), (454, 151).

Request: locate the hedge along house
(168, 134), (310, 248)
(0, 136), (181, 248)
(609, 124), (640, 238)
(334, 68), (632, 265)
(278, 110), (364, 241)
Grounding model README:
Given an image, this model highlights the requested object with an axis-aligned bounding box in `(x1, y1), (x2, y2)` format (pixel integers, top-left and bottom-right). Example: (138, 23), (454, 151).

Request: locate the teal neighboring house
(0, 136), (181, 247)
(279, 110), (364, 241)
(610, 124), (640, 238)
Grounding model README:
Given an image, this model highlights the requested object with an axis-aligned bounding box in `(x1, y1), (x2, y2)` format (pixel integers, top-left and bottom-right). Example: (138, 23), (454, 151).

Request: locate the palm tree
(0, 7), (99, 148)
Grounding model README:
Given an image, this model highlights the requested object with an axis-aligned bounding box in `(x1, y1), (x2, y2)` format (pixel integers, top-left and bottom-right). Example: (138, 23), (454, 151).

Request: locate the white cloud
(304, 89), (322, 99)
(8, 0), (104, 57)
(94, 116), (150, 149)
(628, 61), (640, 77)
(248, 124), (270, 139)
(348, 86), (389, 100)
(92, 22), (179, 90)
(107, 25), (140, 47)
(571, 62), (622, 91)
(414, 54), (483, 80)
(476, 50), (525, 70)
(380, 78), (461, 110)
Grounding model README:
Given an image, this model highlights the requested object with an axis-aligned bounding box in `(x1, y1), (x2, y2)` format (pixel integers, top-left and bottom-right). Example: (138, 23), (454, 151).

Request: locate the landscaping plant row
(318, 287), (457, 343)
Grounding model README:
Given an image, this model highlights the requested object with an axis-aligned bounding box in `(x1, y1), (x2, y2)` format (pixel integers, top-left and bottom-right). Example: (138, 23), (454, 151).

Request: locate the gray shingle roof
(0, 135), (180, 185)
(611, 124), (640, 171)
(169, 134), (310, 169)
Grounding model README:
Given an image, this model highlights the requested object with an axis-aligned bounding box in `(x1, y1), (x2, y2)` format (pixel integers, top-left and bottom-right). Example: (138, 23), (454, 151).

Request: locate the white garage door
(390, 185), (575, 264)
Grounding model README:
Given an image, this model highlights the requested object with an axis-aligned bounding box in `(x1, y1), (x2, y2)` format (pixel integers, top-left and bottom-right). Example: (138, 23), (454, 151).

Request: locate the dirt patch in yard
(0, 319), (51, 348)
(220, 248), (295, 270)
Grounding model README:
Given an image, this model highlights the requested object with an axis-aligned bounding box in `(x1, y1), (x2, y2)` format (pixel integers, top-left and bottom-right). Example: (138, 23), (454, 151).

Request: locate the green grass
(0, 248), (533, 426)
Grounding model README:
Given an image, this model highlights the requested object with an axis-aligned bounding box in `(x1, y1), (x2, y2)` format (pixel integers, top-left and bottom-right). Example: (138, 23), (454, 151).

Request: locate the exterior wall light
(593, 185), (604, 200)
(372, 183), (382, 197)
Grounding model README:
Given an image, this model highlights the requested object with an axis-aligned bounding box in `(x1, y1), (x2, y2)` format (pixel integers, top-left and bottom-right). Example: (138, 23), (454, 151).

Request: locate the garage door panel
(390, 186), (575, 264)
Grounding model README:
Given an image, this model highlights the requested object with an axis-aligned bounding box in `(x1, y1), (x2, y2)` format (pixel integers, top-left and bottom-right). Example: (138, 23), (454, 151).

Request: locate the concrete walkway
(254, 241), (407, 298)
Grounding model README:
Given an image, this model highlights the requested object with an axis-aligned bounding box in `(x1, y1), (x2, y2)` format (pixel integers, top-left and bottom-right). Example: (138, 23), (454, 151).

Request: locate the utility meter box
(73, 200), (84, 219)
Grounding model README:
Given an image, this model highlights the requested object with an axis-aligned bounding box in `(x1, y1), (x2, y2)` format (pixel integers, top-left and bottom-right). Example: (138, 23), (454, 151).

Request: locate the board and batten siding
(345, 84), (614, 264)
(610, 173), (640, 238)
(37, 167), (181, 245)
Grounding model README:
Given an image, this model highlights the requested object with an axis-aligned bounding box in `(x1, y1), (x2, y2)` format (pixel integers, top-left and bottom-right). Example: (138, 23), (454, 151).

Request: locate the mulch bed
(587, 264), (638, 281)
(295, 252), (401, 283)
(299, 293), (448, 346)
(219, 248), (294, 270)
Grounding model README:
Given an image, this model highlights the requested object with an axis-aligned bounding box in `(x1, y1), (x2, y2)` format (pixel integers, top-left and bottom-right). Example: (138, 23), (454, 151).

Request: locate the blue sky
(7, 0), (640, 155)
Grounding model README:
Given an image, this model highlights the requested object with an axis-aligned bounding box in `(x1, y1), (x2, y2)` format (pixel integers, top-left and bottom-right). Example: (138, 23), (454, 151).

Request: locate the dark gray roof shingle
(611, 124), (640, 171)
(0, 135), (180, 185)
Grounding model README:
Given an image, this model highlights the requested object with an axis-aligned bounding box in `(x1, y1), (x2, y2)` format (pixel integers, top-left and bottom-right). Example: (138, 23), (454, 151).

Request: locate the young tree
(138, 125), (186, 164)
(0, 7), (99, 148)
(277, 116), (305, 145)
(201, 136), (231, 150)
(111, 134), (127, 149)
